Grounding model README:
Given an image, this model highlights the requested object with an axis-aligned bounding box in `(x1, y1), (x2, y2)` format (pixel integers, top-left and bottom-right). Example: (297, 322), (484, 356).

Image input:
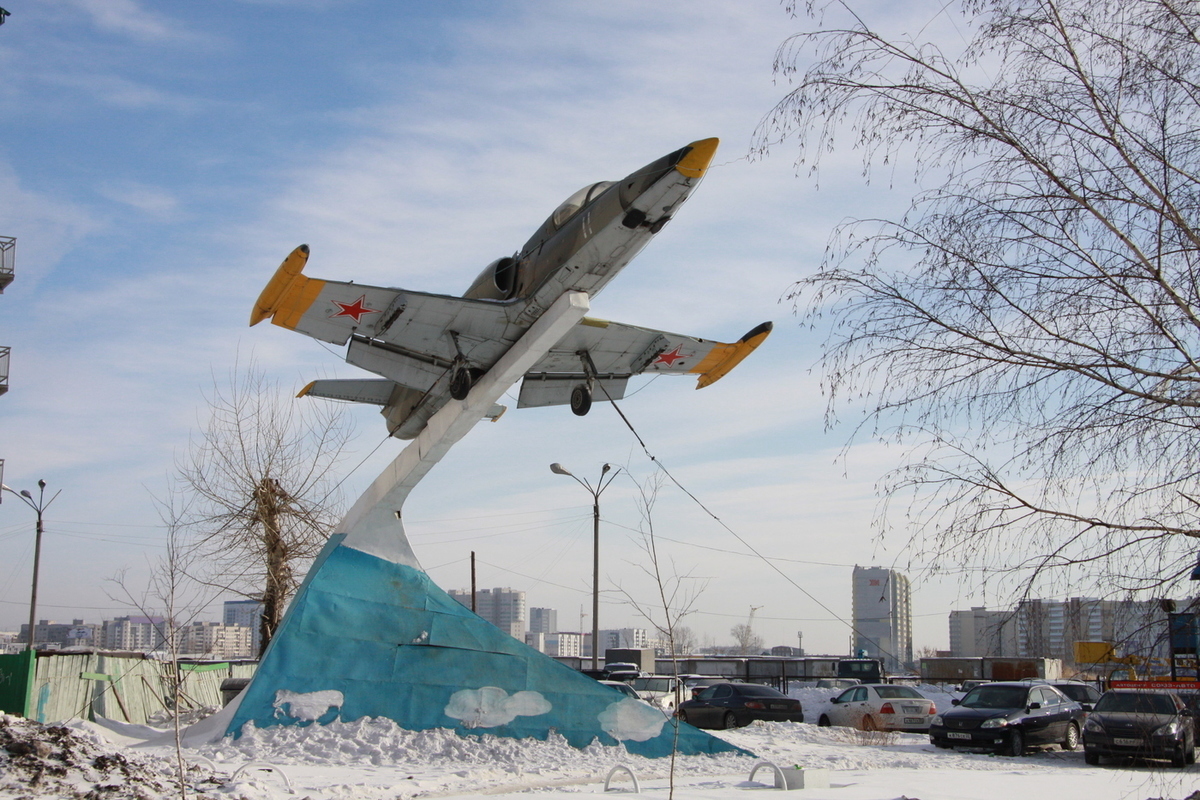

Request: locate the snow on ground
(4, 682), (1200, 800)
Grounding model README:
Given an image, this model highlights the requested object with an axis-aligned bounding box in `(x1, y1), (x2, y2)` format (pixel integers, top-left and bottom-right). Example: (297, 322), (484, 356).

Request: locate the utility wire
(594, 381), (908, 666)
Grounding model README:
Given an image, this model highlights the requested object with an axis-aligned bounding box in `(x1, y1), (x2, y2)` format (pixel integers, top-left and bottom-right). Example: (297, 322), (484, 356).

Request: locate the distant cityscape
(1, 568), (1191, 674)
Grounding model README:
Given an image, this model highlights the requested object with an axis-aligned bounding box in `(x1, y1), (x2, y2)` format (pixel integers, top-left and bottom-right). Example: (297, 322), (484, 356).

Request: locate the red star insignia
(330, 295), (379, 323)
(653, 345), (687, 367)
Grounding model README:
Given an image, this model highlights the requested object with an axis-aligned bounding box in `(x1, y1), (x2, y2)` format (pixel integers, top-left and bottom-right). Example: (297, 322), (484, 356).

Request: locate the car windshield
(875, 686), (922, 699)
(734, 685), (785, 697)
(1095, 692), (1176, 715)
(961, 686), (1029, 709)
(630, 678), (674, 693)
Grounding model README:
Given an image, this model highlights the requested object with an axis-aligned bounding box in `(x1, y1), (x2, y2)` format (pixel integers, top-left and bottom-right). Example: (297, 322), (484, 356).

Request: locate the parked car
(677, 683), (804, 729)
(628, 675), (685, 712)
(928, 681), (1085, 756)
(599, 680), (643, 701)
(1018, 679), (1102, 711)
(958, 680), (990, 693)
(818, 684), (937, 732)
(1082, 689), (1196, 767)
(683, 676), (744, 698)
(815, 678), (860, 690)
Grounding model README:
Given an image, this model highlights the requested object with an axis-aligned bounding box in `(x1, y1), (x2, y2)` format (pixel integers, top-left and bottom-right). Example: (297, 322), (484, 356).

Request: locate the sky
(0, 0), (1003, 657)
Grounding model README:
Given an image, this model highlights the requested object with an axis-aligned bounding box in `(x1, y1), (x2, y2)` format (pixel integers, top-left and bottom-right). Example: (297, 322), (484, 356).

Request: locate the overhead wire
(593, 379), (910, 666)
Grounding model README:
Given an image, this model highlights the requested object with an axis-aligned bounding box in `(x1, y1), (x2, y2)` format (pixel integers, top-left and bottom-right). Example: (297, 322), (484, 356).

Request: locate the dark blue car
(929, 682), (1085, 755)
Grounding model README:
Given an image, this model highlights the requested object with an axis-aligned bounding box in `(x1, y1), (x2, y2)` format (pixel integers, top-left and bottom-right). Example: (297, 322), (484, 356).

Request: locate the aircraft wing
(517, 318), (772, 408)
(251, 246), (519, 361)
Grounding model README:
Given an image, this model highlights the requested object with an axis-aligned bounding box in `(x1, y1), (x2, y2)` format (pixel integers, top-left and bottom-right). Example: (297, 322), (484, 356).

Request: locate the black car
(676, 683), (804, 729)
(929, 681), (1085, 755)
(1082, 689), (1196, 767)
(1019, 679), (1103, 710)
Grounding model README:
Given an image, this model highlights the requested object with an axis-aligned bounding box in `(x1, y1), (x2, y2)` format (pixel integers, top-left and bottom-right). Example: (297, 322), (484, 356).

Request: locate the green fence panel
(0, 650), (35, 716)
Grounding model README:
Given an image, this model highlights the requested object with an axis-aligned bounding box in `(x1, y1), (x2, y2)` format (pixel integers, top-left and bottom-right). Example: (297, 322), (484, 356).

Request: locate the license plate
(902, 705), (922, 713)
(769, 703), (789, 710)
(904, 717), (925, 724)
(1113, 737), (1142, 747)
(948, 732), (972, 740)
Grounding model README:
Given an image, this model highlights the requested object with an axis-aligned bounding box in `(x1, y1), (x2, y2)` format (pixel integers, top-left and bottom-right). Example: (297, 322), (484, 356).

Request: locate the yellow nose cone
(675, 137), (719, 179)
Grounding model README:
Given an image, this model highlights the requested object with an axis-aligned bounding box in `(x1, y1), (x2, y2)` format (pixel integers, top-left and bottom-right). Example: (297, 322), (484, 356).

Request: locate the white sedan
(817, 684), (937, 732)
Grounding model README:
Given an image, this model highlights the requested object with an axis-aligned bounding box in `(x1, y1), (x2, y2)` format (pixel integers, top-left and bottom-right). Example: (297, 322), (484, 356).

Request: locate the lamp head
(20, 490), (32, 500)
(601, 463), (611, 474)
(550, 463), (572, 476)
(37, 479), (45, 490)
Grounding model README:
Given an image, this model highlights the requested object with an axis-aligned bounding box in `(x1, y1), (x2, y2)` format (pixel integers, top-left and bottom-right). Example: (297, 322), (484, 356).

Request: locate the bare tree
(171, 359), (352, 656)
(730, 623), (764, 656)
(616, 471), (707, 799)
(760, 0), (1200, 598)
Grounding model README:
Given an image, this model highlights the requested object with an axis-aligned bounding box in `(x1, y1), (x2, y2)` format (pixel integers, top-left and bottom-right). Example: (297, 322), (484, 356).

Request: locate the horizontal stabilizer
(298, 379), (397, 405)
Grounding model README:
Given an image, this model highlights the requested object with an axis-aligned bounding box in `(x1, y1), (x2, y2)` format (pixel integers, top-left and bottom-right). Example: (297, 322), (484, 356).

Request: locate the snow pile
(0, 712), (216, 799)
(200, 716), (751, 774)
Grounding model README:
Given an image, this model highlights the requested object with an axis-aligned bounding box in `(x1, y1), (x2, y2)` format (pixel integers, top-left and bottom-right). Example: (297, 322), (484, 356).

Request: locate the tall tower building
(529, 607), (558, 635)
(448, 587), (527, 639)
(851, 566), (912, 673)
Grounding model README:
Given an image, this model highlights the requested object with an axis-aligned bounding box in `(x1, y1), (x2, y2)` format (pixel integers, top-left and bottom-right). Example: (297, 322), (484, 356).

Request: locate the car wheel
(1172, 746), (1187, 768)
(1187, 743), (1196, 765)
(1062, 722), (1080, 751)
(677, 709), (689, 724)
(722, 712), (739, 730)
(1084, 748), (1100, 766)
(817, 714), (831, 727)
(860, 715), (877, 732)
(932, 739), (953, 749)
(1000, 729), (1024, 757)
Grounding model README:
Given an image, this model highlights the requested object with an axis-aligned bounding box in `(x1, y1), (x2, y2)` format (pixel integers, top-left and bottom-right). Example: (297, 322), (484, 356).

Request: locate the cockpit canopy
(550, 181), (615, 229)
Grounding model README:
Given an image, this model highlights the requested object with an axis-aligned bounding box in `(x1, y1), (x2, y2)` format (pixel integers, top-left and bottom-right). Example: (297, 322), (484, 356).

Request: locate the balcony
(0, 346), (8, 396)
(0, 236), (12, 293)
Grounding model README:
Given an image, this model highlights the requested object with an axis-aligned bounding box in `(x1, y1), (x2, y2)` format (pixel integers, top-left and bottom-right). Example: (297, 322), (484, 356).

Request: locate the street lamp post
(550, 462), (620, 670)
(2, 479), (60, 652)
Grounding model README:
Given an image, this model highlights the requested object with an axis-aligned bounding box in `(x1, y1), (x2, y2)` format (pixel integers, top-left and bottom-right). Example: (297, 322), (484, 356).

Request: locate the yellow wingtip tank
(691, 321), (773, 389)
(250, 244), (314, 326)
(675, 137), (719, 179)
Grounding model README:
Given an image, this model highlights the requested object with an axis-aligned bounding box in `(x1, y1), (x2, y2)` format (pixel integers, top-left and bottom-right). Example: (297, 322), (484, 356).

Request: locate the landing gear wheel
(1001, 729), (1024, 757)
(1084, 748), (1100, 765)
(449, 367), (472, 401)
(722, 711), (739, 730)
(1062, 722), (1080, 751)
(817, 715), (831, 727)
(570, 383), (592, 416)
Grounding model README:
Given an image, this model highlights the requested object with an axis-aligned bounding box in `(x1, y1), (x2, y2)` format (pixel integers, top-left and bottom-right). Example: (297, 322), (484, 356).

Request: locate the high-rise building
(851, 566), (912, 673)
(176, 621), (254, 659)
(1014, 597), (1174, 666)
(101, 616), (169, 652)
(223, 599), (265, 656)
(19, 619), (100, 649)
(529, 607), (558, 635)
(448, 587), (527, 639)
(948, 607), (1017, 657)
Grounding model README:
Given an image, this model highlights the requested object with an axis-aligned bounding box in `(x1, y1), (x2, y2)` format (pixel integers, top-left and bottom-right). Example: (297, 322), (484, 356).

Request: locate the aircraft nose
(675, 138), (719, 178)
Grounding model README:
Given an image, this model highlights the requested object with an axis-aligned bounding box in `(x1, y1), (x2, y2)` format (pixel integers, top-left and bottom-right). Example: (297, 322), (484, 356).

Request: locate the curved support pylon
(224, 291), (746, 759)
